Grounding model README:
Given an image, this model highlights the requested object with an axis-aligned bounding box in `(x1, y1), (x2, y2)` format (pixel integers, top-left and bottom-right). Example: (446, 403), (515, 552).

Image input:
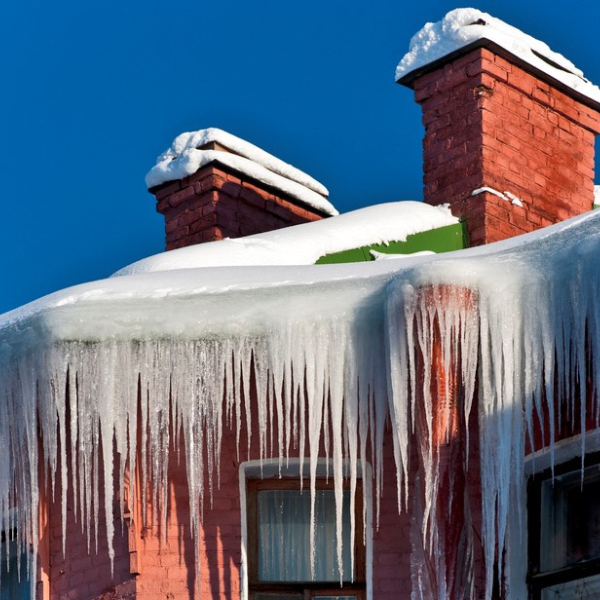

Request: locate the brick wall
(38, 333), (490, 600)
(46, 465), (136, 600)
(411, 47), (600, 245)
(151, 164), (327, 250)
(121, 285), (483, 600)
(131, 436), (242, 600)
(40, 406), (428, 599)
(127, 410), (413, 600)
(371, 439), (413, 599)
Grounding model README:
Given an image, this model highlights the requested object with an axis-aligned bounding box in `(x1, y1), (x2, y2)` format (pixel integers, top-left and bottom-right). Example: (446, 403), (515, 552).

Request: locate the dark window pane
(0, 540), (30, 600)
(540, 463), (600, 571)
(541, 572), (600, 599)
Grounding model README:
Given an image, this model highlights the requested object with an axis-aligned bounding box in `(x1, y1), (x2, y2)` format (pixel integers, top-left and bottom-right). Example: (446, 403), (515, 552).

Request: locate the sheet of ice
(114, 202), (458, 276)
(146, 127), (337, 216)
(2, 208), (600, 600)
(396, 8), (600, 105)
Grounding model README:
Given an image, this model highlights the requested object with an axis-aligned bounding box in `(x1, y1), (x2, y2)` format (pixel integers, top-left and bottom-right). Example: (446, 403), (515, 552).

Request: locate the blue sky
(2, 0), (599, 314)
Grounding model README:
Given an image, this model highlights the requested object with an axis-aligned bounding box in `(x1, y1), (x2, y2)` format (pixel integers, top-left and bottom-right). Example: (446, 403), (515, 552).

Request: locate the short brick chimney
(397, 9), (600, 245)
(146, 128), (336, 250)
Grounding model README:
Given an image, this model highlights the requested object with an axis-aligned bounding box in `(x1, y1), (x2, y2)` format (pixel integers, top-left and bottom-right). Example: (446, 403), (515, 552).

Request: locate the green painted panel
(315, 222), (468, 265)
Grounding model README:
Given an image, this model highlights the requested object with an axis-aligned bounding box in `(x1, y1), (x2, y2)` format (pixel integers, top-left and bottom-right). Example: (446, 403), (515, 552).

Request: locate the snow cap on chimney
(147, 128), (336, 250)
(147, 128), (336, 215)
(396, 8), (600, 106)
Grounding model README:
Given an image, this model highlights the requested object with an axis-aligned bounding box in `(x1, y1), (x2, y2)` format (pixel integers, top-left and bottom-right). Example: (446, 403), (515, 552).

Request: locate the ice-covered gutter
(2, 208), (600, 600)
(396, 8), (600, 105)
(114, 201), (458, 276)
(145, 127), (338, 216)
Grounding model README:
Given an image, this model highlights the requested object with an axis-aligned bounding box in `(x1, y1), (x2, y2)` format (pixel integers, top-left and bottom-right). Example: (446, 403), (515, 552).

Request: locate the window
(528, 454), (600, 599)
(0, 531), (31, 600)
(246, 478), (365, 600)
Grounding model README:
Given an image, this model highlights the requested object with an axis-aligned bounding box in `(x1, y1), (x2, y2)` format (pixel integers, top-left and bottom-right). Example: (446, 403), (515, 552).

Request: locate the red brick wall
(41, 413), (427, 599)
(46, 467), (136, 600)
(128, 417), (409, 600)
(131, 437), (242, 600)
(121, 286), (484, 600)
(41, 376), (487, 600)
(413, 47), (600, 245)
(372, 438), (413, 599)
(151, 165), (328, 250)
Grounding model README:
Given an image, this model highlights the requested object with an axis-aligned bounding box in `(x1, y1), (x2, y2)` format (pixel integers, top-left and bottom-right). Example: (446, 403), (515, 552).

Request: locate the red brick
(167, 186), (195, 209)
(152, 162), (325, 249)
(152, 179), (181, 201)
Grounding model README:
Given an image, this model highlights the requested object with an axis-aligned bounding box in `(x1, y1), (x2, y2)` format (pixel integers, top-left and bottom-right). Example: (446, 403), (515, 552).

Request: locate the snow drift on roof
(114, 201), (459, 276)
(145, 127), (338, 216)
(396, 8), (600, 105)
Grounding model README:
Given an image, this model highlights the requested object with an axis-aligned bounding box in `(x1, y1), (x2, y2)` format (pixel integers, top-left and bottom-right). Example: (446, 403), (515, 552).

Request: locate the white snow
(114, 202), (458, 276)
(145, 127), (337, 216)
(594, 184), (600, 207)
(396, 8), (600, 105)
(152, 128), (329, 196)
(2, 206), (600, 600)
(369, 249), (435, 260)
(503, 191), (524, 208)
(471, 186), (524, 207)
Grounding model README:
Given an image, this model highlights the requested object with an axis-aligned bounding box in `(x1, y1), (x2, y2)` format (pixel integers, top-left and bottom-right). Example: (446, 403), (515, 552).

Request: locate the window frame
(527, 451), (600, 598)
(243, 468), (367, 600)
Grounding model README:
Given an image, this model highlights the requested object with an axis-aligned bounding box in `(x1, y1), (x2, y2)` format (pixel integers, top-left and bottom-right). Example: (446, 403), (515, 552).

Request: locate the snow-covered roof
(396, 8), (600, 106)
(1, 204), (598, 343)
(2, 202), (600, 600)
(146, 127), (338, 216)
(114, 201), (459, 276)
(0, 201), (459, 336)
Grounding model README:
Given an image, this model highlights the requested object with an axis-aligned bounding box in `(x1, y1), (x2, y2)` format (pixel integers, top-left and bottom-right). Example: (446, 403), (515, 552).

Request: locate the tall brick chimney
(146, 128), (336, 250)
(396, 9), (600, 245)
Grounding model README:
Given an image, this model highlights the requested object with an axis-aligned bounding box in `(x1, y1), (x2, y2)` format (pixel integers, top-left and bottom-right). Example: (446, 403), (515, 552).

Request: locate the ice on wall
(396, 8), (600, 105)
(1, 210), (600, 599)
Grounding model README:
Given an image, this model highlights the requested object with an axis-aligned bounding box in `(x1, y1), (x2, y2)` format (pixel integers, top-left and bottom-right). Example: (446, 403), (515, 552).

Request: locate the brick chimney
(396, 9), (600, 245)
(146, 128), (336, 250)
